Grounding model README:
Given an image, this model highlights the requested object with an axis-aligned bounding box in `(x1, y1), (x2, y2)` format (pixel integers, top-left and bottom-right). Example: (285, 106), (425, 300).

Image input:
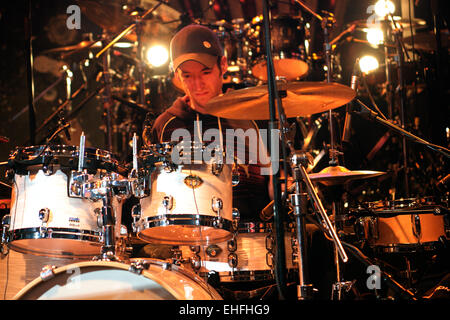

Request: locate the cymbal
(77, 0), (133, 34)
(404, 30), (450, 52)
(77, 0), (180, 36)
(206, 81), (356, 120)
(308, 165), (385, 186)
(353, 16), (427, 30)
(41, 40), (97, 54)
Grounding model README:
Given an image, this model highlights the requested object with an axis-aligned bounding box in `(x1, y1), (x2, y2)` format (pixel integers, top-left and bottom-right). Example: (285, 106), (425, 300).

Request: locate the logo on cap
(203, 41), (211, 49)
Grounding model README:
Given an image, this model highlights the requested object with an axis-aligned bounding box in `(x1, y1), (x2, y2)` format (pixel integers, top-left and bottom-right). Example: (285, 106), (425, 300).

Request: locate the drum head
(13, 260), (222, 300)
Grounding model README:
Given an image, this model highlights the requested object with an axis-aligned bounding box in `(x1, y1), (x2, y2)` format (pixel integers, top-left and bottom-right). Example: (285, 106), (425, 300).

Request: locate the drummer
(142, 24), (334, 299)
(145, 24), (272, 222)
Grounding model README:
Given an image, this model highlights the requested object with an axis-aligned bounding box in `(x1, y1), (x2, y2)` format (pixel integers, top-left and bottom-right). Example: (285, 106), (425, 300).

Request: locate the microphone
(342, 59), (360, 143)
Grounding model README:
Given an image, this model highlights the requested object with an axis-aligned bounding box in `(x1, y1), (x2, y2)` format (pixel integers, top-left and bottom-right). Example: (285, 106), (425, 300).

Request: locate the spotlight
(366, 28), (384, 46)
(146, 45), (169, 68)
(374, 0), (395, 18)
(359, 55), (379, 74)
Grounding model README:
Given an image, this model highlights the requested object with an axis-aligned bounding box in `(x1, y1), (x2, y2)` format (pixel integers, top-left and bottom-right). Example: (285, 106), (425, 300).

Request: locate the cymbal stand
(294, 0), (350, 299)
(288, 149), (349, 300)
(100, 35), (114, 152)
(390, 15), (410, 197)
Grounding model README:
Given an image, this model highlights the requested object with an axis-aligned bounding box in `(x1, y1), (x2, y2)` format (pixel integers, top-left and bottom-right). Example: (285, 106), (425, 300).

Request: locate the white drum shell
(138, 162), (233, 245)
(8, 168), (123, 257)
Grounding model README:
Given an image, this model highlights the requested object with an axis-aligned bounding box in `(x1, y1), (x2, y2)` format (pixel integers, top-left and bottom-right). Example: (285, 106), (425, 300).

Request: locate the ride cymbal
(206, 81), (356, 120)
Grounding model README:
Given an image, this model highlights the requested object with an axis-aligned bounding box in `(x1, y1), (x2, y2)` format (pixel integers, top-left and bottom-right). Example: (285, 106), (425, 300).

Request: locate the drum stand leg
(330, 200), (355, 300)
(96, 192), (117, 261)
(289, 152), (348, 300)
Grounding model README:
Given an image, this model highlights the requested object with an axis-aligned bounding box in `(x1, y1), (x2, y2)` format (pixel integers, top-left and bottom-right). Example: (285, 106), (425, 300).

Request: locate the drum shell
(137, 161), (233, 245)
(353, 197), (449, 249)
(0, 249), (83, 300)
(8, 168), (123, 257)
(13, 259), (222, 300)
(180, 222), (297, 282)
(247, 15), (309, 80)
(6, 145), (125, 258)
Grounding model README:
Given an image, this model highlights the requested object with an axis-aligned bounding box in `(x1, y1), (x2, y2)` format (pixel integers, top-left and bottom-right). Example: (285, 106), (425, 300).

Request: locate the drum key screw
(162, 195), (173, 211)
(131, 204), (142, 232)
(211, 162), (224, 176)
(206, 244), (222, 257)
(227, 238), (237, 252)
(39, 208), (50, 236)
(40, 265), (56, 281)
(190, 254), (202, 271)
(39, 208), (50, 223)
(228, 253), (238, 268)
(129, 261), (146, 275)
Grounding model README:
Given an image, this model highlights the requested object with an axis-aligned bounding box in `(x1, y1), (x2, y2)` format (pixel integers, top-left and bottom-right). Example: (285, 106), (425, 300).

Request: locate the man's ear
(220, 56), (228, 75)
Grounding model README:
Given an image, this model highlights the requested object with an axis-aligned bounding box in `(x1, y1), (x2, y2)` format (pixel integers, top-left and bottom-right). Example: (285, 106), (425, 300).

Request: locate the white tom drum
(13, 259), (222, 300)
(5, 145), (125, 258)
(134, 144), (235, 246)
(180, 221), (297, 282)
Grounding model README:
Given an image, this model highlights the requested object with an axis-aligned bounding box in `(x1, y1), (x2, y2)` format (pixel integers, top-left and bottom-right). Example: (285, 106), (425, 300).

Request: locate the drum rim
(8, 144), (127, 174)
(138, 214), (233, 245)
(9, 227), (101, 240)
(13, 259), (222, 300)
(140, 214), (233, 231)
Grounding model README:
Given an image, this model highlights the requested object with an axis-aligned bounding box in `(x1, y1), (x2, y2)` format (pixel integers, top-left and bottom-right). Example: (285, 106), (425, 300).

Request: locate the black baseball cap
(170, 24), (223, 71)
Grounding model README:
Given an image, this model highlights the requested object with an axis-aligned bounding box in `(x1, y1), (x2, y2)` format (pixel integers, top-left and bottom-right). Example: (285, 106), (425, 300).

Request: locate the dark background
(0, 0), (448, 205)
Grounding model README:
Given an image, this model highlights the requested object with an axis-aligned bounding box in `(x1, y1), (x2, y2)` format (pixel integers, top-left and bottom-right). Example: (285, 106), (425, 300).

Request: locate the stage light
(359, 55), (379, 74)
(366, 28), (384, 46)
(146, 45), (169, 67)
(374, 0), (395, 18)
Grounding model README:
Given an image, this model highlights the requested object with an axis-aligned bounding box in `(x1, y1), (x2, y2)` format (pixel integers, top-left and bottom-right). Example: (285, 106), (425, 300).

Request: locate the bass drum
(13, 259), (222, 300)
(0, 249), (83, 300)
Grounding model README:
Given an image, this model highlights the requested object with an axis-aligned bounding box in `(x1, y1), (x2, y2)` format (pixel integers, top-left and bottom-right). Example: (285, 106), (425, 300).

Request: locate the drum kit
(0, 0), (449, 301)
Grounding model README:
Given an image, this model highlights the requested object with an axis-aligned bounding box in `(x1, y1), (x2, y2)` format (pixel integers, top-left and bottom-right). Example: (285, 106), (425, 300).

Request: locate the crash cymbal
(77, 0), (180, 37)
(77, 0), (133, 34)
(308, 165), (385, 186)
(206, 81), (356, 120)
(404, 30), (450, 52)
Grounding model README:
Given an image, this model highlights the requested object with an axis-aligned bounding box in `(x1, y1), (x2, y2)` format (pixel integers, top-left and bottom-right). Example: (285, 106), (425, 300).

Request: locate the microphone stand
(262, 0), (288, 300)
(352, 99), (450, 159)
(25, 0), (36, 146)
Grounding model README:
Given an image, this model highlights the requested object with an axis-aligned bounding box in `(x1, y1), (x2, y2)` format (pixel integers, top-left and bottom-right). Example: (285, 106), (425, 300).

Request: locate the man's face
(176, 57), (227, 113)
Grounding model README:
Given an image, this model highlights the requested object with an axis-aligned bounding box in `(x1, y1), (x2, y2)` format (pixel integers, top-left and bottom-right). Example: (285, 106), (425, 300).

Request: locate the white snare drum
(354, 198), (449, 252)
(6, 145), (125, 258)
(13, 259), (222, 300)
(180, 221), (297, 282)
(135, 144), (234, 246)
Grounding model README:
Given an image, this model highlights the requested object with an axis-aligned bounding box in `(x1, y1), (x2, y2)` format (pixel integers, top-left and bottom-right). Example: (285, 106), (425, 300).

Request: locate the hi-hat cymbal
(308, 165), (385, 186)
(206, 81), (356, 120)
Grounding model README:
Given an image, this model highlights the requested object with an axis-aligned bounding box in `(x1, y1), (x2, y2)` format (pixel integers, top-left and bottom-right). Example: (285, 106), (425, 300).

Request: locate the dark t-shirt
(146, 96), (271, 221)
